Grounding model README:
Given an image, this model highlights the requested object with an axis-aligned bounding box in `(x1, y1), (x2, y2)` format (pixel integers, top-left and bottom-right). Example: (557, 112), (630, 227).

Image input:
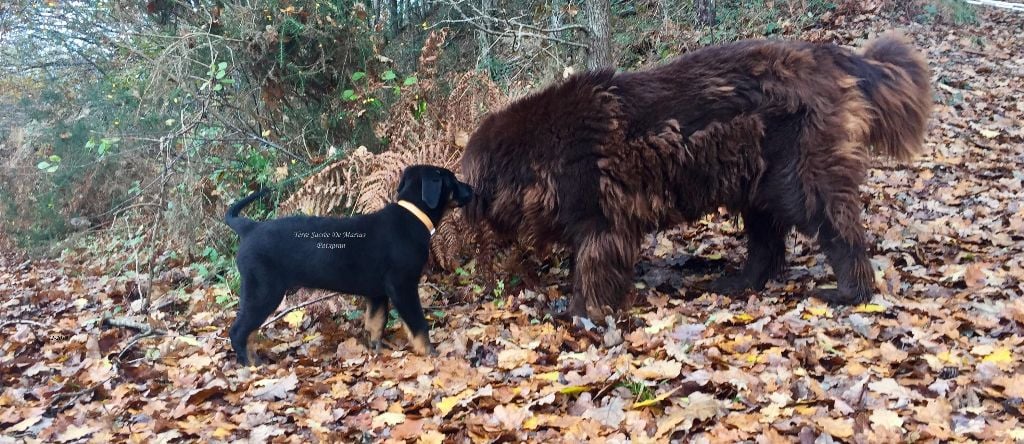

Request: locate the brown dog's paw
(701, 274), (754, 296)
(814, 287), (871, 306)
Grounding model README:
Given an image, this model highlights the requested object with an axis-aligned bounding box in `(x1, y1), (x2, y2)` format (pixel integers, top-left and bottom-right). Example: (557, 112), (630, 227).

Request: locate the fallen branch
(0, 319), (47, 329)
(102, 316), (167, 336)
(103, 316), (167, 361)
(964, 0), (1024, 11)
(262, 292), (343, 328)
(118, 332), (158, 361)
(48, 377), (113, 412)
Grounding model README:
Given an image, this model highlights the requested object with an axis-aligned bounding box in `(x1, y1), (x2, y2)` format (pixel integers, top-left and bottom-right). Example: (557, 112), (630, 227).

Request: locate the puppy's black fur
(225, 165), (472, 365)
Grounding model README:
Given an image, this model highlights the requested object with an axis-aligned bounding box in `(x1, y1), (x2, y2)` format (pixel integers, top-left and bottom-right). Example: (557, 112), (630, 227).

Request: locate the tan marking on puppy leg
(364, 300), (388, 354)
(402, 323), (435, 356)
(246, 331), (257, 366)
(364, 301), (387, 344)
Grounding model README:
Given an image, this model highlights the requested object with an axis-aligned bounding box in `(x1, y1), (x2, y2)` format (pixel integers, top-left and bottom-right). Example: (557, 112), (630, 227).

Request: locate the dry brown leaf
(869, 408), (904, 431)
(633, 360), (682, 380)
(816, 417), (854, 439)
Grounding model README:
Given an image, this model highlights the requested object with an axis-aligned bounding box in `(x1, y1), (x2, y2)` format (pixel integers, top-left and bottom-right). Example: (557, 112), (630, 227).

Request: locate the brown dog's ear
(421, 172), (442, 209)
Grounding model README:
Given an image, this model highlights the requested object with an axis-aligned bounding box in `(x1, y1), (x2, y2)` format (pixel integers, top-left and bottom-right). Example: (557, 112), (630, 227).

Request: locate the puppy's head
(395, 165), (473, 214)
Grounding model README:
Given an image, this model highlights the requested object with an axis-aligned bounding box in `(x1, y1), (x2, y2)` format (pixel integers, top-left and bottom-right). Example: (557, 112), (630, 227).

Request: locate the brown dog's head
(395, 165), (472, 218)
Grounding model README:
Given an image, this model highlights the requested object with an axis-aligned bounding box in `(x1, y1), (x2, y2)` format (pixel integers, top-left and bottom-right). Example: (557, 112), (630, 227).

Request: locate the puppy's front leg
(385, 278), (436, 356)
(364, 297), (390, 354)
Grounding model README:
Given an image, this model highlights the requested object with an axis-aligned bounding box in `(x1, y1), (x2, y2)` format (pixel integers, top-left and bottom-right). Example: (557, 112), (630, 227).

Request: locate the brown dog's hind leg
(707, 208), (790, 295)
(815, 216), (873, 305)
(571, 230), (641, 319)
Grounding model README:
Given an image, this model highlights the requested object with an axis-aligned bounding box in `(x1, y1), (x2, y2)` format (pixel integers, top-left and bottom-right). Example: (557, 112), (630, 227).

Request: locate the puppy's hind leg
(707, 208), (790, 295)
(363, 297), (390, 354)
(229, 275), (287, 366)
(385, 277), (436, 356)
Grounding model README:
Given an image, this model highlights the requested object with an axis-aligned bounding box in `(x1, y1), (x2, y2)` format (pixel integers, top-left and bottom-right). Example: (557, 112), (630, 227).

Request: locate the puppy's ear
(421, 173), (442, 209)
(396, 175), (409, 200)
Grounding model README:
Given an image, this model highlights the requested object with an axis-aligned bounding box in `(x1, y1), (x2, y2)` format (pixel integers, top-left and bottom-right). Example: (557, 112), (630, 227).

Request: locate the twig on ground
(49, 377), (114, 412)
(964, 0), (1024, 12)
(102, 316), (167, 360)
(103, 316), (167, 335)
(118, 332), (158, 361)
(262, 292), (342, 328)
(0, 319), (47, 329)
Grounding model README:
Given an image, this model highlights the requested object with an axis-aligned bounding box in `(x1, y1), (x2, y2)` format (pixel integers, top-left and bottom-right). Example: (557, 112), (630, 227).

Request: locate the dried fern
(278, 146), (373, 216)
(275, 31), (506, 271)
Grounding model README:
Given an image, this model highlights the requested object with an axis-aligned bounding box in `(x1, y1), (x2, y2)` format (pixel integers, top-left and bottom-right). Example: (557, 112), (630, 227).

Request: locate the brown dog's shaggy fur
(461, 33), (932, 317)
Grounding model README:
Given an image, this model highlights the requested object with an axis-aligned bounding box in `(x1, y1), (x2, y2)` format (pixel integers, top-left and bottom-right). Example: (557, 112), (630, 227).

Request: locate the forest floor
(2, 6), (1024, 444)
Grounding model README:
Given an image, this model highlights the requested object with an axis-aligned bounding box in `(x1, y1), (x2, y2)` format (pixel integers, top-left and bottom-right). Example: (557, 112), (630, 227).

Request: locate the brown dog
(461, 34), (931, 318)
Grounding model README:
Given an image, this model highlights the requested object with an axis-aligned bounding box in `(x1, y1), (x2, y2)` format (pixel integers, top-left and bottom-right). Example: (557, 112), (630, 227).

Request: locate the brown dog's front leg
(571, 230), (641, 320)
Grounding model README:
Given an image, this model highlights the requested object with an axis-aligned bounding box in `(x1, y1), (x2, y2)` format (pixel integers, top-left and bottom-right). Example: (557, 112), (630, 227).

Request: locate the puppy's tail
(847, 32), (932, 161)
(225, 188), (270, 236)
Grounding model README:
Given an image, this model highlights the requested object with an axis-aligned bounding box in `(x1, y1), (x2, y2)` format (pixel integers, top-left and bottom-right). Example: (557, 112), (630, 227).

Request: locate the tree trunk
(658, 0), (671, 23)
(584, 0), (612, 69)
(372, 0), (383, 29)
(696, 0), (716, 26)
(476, 0), (492, 69)
(388, 0), (399, 38)
(550, 0), (563, 34)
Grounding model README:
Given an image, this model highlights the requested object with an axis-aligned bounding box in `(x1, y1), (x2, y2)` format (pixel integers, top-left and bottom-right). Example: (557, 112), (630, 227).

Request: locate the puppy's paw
(411, 341), (437, 357)
(369, 339), (384, 355)
(408, 331), (436, 357)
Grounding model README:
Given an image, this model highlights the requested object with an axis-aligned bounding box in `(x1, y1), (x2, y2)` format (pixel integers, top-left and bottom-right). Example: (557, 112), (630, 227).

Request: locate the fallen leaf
(371, 411), (406, 428)
(633, 360), (682, 380)
(854, 304), (886, 313)
(454, 131), (470, 148)
(654, 392), (721, 438)
(56, 424), (99, 443)
(497, 347), (534, 370)
(436, 389), (474, 417)
(491, 404), (530, 429)
(391, 419), (424, 440)
(632, 386), (680, 409)
(535, 371), (560, 382)
(979, 128), (1000, 139)
(418, 430), (445, 444)
(982, 348), (1012, 366)
(870, 408), (904, 431)
(283, 309), (304, 328)
(558, 385), (590, 395)
(251, 373), (299, 400)
(582, 396), (627, 428)
(817, 417), (854, 438)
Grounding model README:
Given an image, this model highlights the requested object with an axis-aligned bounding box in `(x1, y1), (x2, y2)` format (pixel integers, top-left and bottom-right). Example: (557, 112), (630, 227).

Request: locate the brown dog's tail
(845, 33), (932, 161)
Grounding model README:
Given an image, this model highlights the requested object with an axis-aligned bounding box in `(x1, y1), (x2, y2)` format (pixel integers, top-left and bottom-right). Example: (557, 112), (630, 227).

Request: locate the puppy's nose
(456, 183), (473, 205)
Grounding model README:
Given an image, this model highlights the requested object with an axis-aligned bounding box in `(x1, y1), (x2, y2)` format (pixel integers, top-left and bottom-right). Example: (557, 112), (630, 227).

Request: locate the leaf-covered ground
(3, 7), (1024, 444)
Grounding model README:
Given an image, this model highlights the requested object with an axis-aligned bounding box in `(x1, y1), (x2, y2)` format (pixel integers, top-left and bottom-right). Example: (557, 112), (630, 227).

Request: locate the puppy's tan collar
(397, 200), (435, 235)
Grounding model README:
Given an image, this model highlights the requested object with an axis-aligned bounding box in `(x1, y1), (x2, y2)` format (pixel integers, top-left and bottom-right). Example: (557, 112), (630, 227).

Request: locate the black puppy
(224, 165), (473, 365)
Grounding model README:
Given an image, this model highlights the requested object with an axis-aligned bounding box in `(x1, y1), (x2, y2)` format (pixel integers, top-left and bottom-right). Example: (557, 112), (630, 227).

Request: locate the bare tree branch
(434, 0), (591, 49)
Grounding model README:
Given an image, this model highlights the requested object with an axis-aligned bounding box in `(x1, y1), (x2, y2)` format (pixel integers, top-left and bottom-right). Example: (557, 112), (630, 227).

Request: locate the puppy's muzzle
(453, 182), (473, 207)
